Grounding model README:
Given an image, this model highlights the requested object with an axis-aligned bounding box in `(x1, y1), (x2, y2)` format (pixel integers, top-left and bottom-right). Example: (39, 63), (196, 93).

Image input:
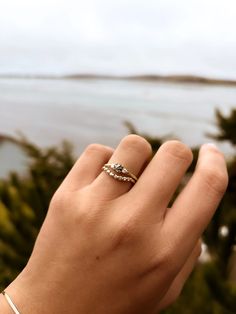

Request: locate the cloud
(0, 0), (236, 77)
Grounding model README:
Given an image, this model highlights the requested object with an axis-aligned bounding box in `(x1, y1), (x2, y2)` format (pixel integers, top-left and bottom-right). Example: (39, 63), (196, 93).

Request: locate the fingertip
(200, 143), (223, 155)
(199, 143), (227, 168)
(202, 143), (219, 149)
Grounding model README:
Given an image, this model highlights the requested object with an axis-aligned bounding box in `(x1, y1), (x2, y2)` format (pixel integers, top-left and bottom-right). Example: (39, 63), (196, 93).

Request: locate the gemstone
(113, 163), (124, 173)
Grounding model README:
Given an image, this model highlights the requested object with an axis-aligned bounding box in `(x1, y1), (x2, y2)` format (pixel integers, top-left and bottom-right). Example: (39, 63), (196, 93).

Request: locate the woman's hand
(4, 135), (228, 314)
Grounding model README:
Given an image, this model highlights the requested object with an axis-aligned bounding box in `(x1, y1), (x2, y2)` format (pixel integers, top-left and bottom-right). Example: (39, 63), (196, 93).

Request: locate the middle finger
(129, 141), (193, 221)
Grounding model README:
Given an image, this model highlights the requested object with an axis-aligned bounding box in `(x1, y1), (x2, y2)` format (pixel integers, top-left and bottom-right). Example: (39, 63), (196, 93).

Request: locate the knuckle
(159, 250), (178, 277)
(160, 141), (193, 164)
(74, 189), (103, 222)
(147, 246), (179, 280)
(50, 187), (104, 226)
(50, 188), (68, 212)
(200, 166), (228, 195)
(121, 135), (152, 157)
(110, 217), (138, 250)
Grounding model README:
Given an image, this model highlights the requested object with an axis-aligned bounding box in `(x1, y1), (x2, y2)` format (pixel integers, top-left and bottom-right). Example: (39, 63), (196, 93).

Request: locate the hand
(4, 135), (228, 314)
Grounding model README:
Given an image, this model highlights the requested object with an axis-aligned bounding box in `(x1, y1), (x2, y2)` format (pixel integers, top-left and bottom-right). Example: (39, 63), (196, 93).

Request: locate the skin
(0, 135), (228, 314)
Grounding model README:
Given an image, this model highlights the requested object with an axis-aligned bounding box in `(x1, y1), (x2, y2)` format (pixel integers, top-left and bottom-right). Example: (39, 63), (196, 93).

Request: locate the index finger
(163, 143), (228, 265)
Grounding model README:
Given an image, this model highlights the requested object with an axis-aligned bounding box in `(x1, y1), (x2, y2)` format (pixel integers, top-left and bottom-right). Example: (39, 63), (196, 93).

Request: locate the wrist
(4, 266), (52, 314)
(3, 276), (33, 314)
(2, 270), (37, 314)
(0, 292), (16, 314)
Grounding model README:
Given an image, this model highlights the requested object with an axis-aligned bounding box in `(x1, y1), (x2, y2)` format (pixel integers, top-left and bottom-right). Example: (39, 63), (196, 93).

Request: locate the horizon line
(0, 73), (236, 86)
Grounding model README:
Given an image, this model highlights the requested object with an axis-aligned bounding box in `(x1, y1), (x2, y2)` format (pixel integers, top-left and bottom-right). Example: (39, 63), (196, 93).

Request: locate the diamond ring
(102, 163), (138, 184)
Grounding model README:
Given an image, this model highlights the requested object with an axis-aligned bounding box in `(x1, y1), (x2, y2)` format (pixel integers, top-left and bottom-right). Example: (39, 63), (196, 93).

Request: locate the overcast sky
(0, 0), (236, 78)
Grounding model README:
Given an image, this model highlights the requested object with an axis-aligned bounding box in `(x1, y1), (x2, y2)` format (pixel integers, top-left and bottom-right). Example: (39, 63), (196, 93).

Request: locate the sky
(0, 0), (236, 78)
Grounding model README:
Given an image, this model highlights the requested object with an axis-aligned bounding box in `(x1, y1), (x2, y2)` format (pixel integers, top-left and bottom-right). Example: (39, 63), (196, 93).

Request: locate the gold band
(102, 163), (138, 184)
(1, 291), (21, 314)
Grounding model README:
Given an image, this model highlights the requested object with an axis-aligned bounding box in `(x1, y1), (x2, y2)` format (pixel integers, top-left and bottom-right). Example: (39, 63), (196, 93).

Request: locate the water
(0, 77), (236, 177)
(0, 142), (27, 178)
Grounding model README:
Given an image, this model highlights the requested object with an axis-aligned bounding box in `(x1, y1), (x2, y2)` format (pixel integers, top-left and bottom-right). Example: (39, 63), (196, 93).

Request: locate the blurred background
(0, 0), (236, 313)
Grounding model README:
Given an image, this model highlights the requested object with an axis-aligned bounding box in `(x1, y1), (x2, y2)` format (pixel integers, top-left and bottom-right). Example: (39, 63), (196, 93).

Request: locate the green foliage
(0, 137), (75, 290)
(208, 109), (236, 145)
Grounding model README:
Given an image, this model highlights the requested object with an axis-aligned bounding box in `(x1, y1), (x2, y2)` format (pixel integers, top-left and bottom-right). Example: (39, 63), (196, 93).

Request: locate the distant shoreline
(1, 73), (236, 86)
(0, 134), (18, 145)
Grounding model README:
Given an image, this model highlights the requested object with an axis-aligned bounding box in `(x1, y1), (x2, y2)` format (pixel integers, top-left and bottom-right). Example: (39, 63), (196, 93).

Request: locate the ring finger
(92, 135), (152, 200)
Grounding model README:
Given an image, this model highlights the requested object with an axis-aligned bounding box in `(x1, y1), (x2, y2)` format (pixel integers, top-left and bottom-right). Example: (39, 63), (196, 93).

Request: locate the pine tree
(0, 137), (75, 290)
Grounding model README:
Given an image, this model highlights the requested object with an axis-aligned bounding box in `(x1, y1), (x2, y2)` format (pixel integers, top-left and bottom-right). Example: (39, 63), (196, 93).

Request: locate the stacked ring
(102, 163), (138, 184)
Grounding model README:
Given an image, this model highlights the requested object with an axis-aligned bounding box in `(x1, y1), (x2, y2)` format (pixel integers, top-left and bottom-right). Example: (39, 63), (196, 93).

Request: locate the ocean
(0, 77), (236, 177)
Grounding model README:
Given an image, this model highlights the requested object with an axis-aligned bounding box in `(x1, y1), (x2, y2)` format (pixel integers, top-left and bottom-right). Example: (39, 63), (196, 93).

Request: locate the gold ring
(102, 163), (138, 184)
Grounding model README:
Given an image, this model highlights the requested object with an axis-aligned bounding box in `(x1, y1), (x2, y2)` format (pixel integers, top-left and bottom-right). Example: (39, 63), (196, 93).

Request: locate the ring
(102, 163), (138, 184)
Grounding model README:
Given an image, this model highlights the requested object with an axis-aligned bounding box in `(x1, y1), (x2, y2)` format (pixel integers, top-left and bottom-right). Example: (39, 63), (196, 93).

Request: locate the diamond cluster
(102, 164), (136, 184)
(112, 163), (128, 174)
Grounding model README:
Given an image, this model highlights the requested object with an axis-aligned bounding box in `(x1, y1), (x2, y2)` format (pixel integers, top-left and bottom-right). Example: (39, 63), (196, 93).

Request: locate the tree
(0, 137), (75, 290)
(209, 109), (236, 145)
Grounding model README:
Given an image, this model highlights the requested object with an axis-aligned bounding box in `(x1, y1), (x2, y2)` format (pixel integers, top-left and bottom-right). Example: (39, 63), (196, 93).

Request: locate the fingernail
(202, 143), (219, 151)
